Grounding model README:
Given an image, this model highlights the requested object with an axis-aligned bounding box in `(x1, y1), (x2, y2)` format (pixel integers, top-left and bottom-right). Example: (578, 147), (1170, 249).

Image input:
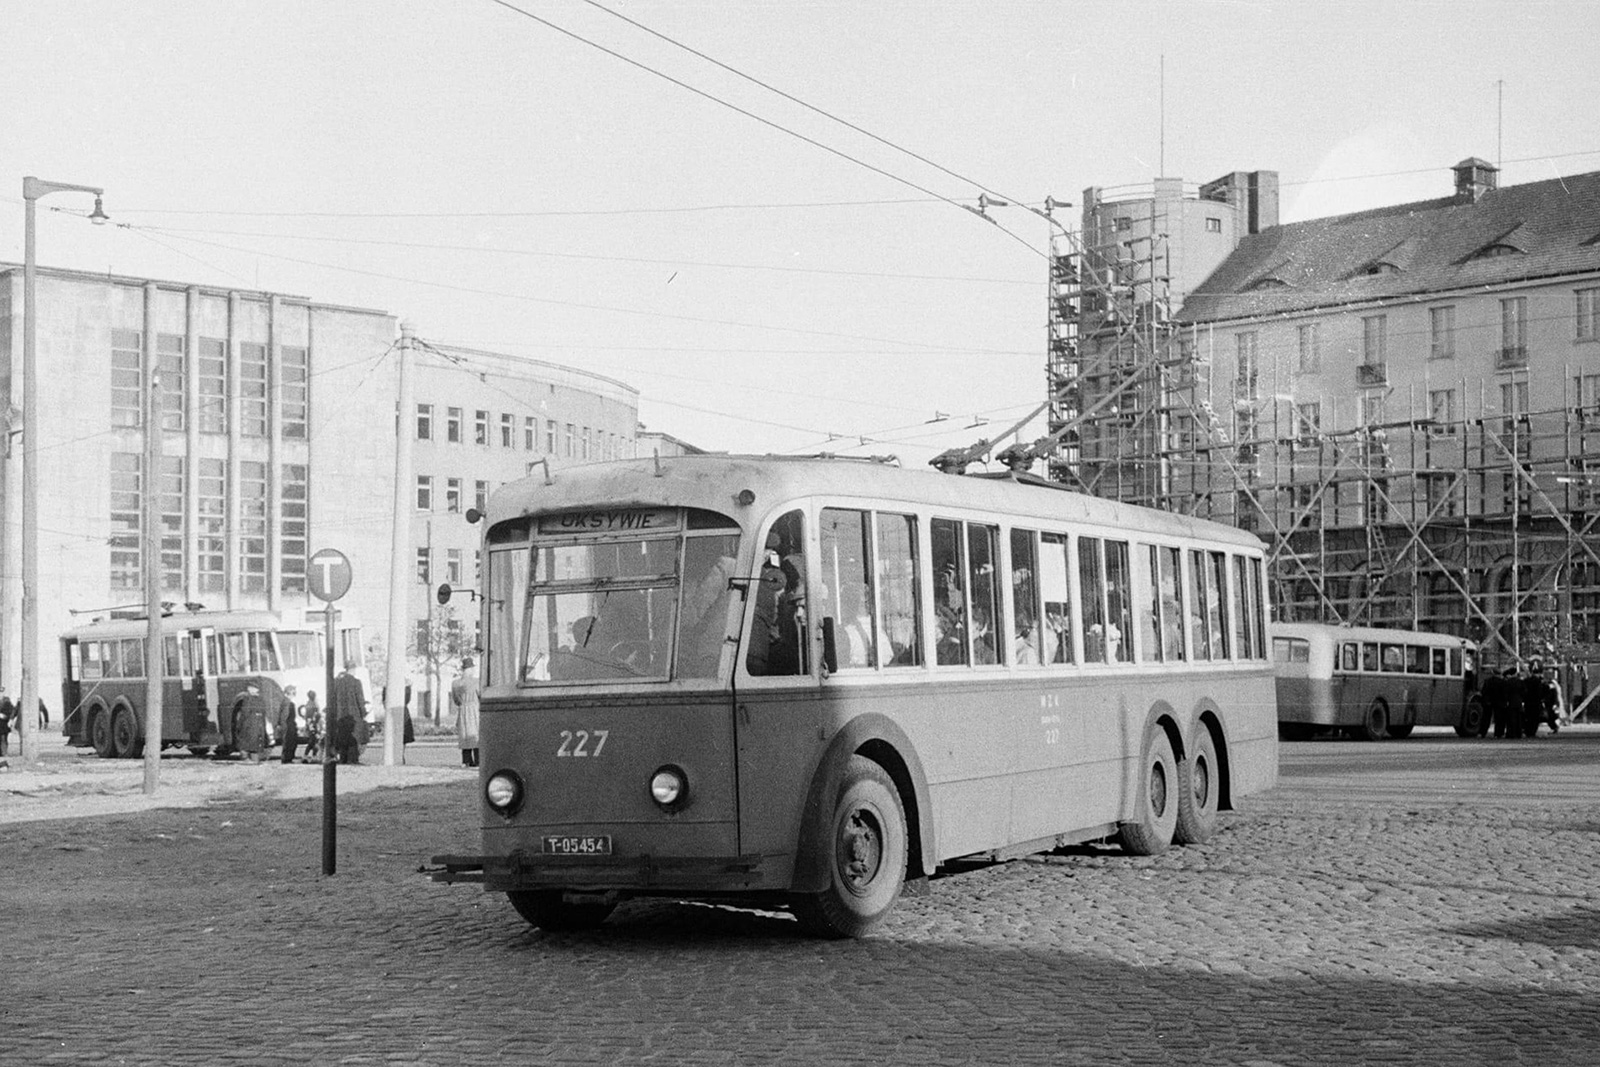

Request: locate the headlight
(485, 771), (524, 816)
(650, 765), (688, 811)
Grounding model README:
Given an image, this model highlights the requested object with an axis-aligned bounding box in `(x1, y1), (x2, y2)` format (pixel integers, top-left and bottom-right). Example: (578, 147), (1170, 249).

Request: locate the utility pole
(19, 177), (106, 765)
(383, 323), (415, 766)
(142, 283), (163, 793)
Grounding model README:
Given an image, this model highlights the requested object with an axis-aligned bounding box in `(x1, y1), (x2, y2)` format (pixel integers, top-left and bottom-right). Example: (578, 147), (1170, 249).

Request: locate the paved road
(4, 730), (1599, 1065)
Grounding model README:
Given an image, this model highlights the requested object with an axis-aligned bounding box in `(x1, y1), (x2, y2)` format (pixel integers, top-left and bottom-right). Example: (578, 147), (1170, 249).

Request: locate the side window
(1040, 533), (1075, 664)
(819, 508), (876, 669)
(163, 635), (182, 679)
(1340, 642), (1358, 671)
(1408, 646), (1429, 674)
(1449, 648), (1463, 675)
(1011, 529), (1044, 665)
(1432, 648), (1447, 675)
(967, 523), (1003, 665)
(1205, 551), (1230, 660)
(1233, 554), (1263, 659)
(876, 513), (921, 668)
(1080, 537), (1108, 662)
(1188, 550), (1213, 661)
(1381, 644), (1404, 672)
(932, 518), (967, 666)
(1156, 546), (1185, 661)
(1362, 642), (1379, 671)
(746, 509), (807, 677)
(1104, 540), (1131, 664)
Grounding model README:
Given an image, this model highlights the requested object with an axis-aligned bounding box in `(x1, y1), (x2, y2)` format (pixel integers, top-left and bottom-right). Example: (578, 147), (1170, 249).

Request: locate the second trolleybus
(1270, 621), (1484, 741)
(431, 455), (1279, 937)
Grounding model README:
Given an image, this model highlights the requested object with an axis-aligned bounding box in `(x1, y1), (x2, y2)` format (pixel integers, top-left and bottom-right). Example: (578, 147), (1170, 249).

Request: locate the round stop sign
(308, 548), (353, 602)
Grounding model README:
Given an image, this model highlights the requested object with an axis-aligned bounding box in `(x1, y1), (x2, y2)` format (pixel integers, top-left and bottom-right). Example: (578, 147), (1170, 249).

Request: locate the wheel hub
(840, 809), (883, 890)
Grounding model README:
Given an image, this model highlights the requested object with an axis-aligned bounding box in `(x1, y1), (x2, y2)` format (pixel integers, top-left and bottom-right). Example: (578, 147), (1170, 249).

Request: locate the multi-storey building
(0, 265), (639, 712)
(1054, 159), (1600, 677)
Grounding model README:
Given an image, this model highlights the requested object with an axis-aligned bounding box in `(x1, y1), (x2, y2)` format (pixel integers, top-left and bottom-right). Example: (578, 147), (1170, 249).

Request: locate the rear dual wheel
(1174, 727), (1219, 846)
(1119, 728), (1180, 856)
(90, 709), (116, 759)
(111, 707), (143, 759)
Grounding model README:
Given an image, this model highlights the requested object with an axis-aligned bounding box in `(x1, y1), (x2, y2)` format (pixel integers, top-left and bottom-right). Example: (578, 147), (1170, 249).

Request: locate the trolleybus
(60, 607), (365, 758)
(1270, 622), (1483, 741)
(430, 455), (1279, 937)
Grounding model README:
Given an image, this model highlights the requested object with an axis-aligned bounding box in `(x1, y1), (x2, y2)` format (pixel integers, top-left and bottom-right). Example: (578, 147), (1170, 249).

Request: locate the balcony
(1496, 345), (1528, 369)
(1356, 362), (1388, 387)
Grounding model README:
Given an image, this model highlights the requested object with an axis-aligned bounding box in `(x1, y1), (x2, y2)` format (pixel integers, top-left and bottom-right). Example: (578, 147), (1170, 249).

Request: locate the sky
(4, 0), (1597, 468)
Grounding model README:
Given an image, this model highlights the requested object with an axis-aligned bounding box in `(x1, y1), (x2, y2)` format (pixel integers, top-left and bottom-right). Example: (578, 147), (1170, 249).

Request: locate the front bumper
(427, 850), (769, 892)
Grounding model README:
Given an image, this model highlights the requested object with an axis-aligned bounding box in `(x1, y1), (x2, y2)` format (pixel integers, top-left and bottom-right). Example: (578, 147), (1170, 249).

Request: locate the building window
(158, 455), (184, 593)
(1429, 306), (1456, 360)
(1362, 315), (1387, 366)
(564, 423), (575, 458)
(475, 480), (489, 515)
(1500, 296), (1528, 363)
(1577, 288), (1599, 342)
(1361, 392), (1386, 428)
(474, 410), (489, 446)
(581, 426), (592, 460)
(198, 338), (227, 434)
(239, 461), (268, 593)
(239, 342), (268, 437)
(1428, 388), (1457, 427)
(1295, 402), (1321, 441)
(1115, 216), (1132, 232)
(447, 549), (463, 586)
(1235, 332), (1258, 399)
(1205, 217), (1222, 233)
(446, 477), (462, 513)
(546, 419), (557, 453)
(416, 548), (431, 584)
(525, 415), (536, 451)
(110, 452), (142, 590)
(446, 407), (462, 443)
(1296, 323), (1320, 373)
(197, 458), (226, 592)
(1576, 373), (1600, 413)
(281, 463), (308, 594)
(500, 413), (514, 448)
(416, 403), (434, 440)
(157, 334), (185, 432)
(281, 345), (309, 439)
(111, 330), (143, 428)
(416, 475), (433, 511)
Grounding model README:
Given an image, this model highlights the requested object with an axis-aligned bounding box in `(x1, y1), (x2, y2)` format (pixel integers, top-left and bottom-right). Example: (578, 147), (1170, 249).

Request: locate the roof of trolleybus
(486, 454), (1269, 551)
(1271, 621), (1475, 650)
(61, 609), (304, 642)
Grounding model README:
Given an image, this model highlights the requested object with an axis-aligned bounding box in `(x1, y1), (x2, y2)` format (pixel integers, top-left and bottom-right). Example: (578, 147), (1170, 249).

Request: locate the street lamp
(20, 177), (106, 764)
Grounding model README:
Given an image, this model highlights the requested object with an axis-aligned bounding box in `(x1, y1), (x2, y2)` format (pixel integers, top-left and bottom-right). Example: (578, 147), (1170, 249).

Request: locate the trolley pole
(383, 322), (415, 767)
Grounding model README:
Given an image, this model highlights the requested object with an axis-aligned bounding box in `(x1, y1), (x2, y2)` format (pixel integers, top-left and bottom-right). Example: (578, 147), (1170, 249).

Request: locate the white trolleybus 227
(1270, 622), (1485, 742)
(60, 607), (363, 758)
(429, 455), (1278, 937)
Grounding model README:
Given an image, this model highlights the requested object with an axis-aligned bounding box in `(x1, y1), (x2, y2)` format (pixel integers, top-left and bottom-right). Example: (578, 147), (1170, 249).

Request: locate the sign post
(309, 548), (352, 876)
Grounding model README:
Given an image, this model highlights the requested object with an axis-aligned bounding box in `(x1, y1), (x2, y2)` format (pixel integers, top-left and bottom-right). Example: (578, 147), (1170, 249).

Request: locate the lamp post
(20, 177), (107, 764)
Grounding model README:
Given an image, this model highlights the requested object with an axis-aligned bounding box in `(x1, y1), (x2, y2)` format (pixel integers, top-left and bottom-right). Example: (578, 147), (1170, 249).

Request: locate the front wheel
(1357, 700), (1389, 742)
(507, 891), (615, 932)
(1174, 726), (1220, 846)
(1455, 697), (1487, 738)
(791, 755), (907, 939)
(1118, 726), (1179, 856)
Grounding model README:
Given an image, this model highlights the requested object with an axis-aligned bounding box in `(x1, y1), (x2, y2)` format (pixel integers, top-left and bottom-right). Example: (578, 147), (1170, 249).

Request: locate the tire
(112, 707), (143, 759)
(1455, 698), (1487, 738)
(1118, 726), (1180, 856)
(1358, 700), (1389, 742)
(507, 890), (615, 932)
(90, 709), (115, 759)
(1387, 724), (1414, 740)
(791, 755), (907, 939)
(1174, 726), (1220, 846)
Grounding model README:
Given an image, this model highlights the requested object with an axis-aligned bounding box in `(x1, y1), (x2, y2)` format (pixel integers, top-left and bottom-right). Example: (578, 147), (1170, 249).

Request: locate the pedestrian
(275, 685), (300, 764)
(1523, 660), (1557, 737)
(0, 690), (14, 758)
(235, 682), (271, 762)
(330, 660), (368, 765)
(1502, 665), (1527, 739)
(1482, 667), (1511, 739)
(302, 689), (323, 761)
(451, 656), (480, 768)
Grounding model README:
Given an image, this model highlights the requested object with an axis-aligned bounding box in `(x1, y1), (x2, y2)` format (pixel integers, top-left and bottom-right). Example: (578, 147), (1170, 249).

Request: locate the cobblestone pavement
(4, 729), (1599, 1065)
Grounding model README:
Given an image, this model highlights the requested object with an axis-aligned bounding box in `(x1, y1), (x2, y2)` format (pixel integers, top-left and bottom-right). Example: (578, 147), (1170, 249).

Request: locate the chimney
(1453, 157), (1499, 203)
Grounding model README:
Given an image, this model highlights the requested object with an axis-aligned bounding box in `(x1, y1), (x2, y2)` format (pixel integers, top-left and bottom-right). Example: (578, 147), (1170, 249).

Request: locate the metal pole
(322, 601), (337, 876)
(19, 177), (104, 766)
(383, 322), (415, 766)
(142, 284), (163, 793)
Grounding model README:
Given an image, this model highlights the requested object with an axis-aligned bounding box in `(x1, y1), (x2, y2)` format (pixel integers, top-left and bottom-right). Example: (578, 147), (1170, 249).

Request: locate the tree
(408, 604), (475, 721)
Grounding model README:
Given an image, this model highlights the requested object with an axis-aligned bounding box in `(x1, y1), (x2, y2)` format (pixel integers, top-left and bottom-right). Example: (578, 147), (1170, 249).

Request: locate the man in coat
(451, 657), (480, 768)
(330, 660), (368, 764)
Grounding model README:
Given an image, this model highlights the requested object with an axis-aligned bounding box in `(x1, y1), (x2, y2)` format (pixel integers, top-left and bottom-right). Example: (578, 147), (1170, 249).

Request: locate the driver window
(746, 509), (807, 676)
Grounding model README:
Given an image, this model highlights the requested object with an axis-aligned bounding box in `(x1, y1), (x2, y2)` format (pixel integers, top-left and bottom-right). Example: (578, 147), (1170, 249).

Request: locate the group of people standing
(227, 661), (372, 763)
(1479, 660), (1563, 739)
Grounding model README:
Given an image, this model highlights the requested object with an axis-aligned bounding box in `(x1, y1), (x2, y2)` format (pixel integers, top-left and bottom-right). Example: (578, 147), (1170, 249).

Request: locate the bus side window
(1340, 642), (1358, 672)
(1039, 533), (1074, 665)
(1135, 544), (1160, 663)
(163, 635), (181, 678)
(877, 513), (921, 668)
(1080, 537), (1108, 663)
(819, 508), (876, 669)
(1407, 646), (1428, 674)
(1381, 644), (1404, 673)
(1158, 546), (1185, 661)
(1362, 643), (1379, 671)
(1432, 648), (1448, 675)
(931, 518), (967, 666)
(1450, 648), (1463, 676)
(967, 523), (1003, 665)
(746, 509), (807, 677)
(1103, 540), (1131, 664)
